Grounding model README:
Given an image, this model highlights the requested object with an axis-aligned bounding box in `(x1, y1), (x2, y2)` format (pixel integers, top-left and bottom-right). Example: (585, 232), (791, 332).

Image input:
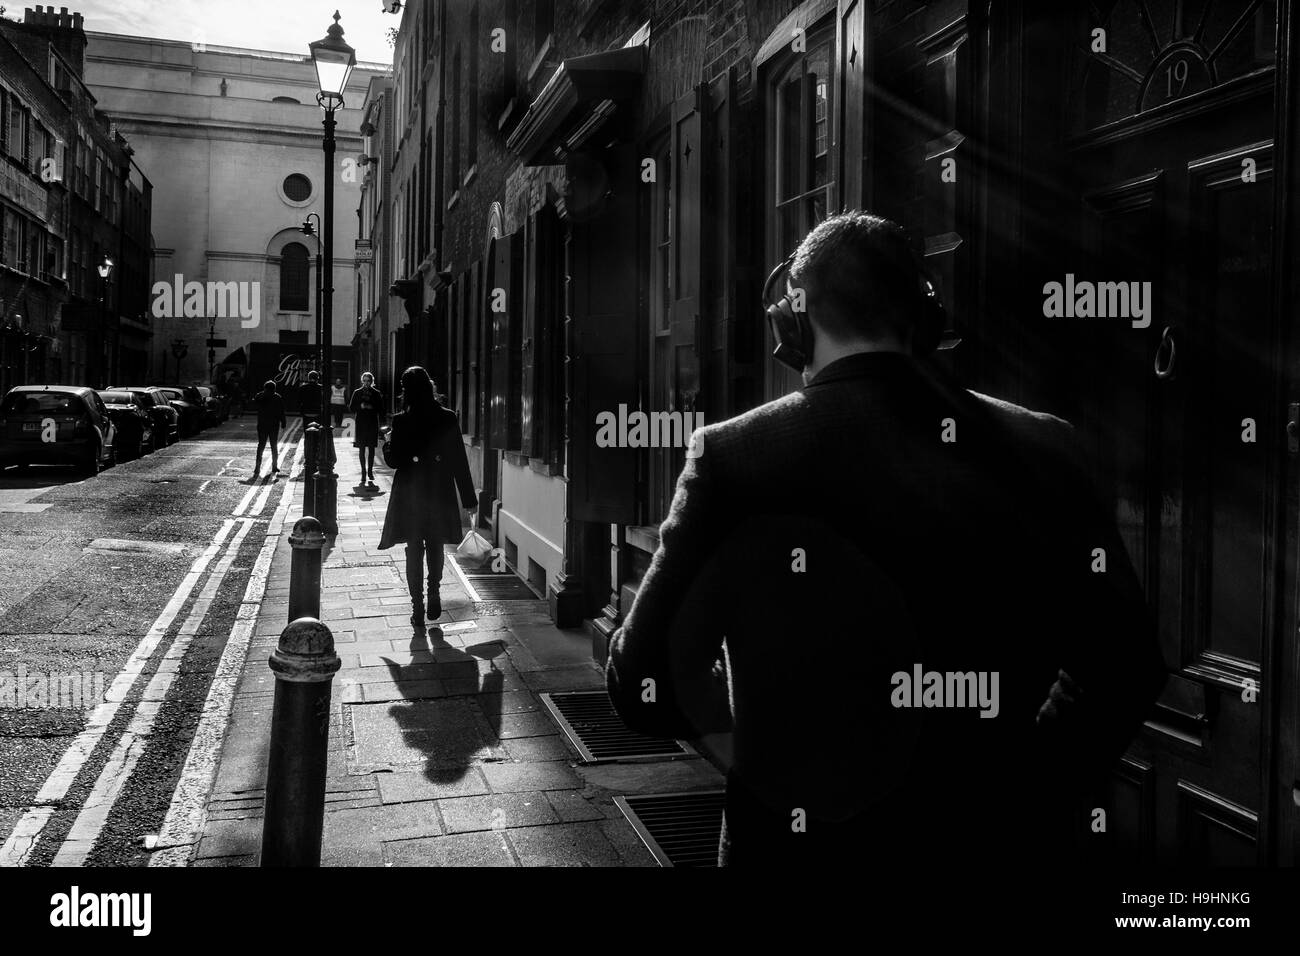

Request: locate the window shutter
(835, 0), (867, 210)
(521, 211), (539, 457)
(468, 258), (482, 439)
(0, 89), (7, 156)
(569, 145), (640, 524)
(669, 86), (707, 456)
(537, 204), (563, 468)
(489, 230), (523, 450)
(448, 275), (461, 423)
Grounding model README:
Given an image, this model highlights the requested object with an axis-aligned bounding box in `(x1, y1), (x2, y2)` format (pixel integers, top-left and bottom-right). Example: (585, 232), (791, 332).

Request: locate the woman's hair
(400, 366), (437, 413)
(263, 380), (276, 394)
(361, 371), (375, 384)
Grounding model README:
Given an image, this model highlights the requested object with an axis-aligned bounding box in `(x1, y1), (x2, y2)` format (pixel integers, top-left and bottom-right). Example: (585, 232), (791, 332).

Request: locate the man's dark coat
(606, 351), (1167, 866)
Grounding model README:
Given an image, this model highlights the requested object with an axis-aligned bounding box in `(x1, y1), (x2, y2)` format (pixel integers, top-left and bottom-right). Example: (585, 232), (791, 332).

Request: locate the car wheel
(83, 440), (101, 477)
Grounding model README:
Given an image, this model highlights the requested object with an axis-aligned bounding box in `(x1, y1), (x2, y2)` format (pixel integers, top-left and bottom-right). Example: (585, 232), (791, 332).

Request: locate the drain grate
(615, 791), (726, 867)
(463, 572), (540, 600)
(539, 691), (693, 762)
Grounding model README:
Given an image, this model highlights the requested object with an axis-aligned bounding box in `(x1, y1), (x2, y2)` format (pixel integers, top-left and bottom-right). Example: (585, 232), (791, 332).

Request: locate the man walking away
(605, 211), (1167, 868)
(299, 370), (324, 427)
(330, 377), (348, 428)
(253, 380), (286, 479)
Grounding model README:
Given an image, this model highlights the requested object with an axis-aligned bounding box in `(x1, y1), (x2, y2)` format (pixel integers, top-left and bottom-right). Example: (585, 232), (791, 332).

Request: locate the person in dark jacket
(252, 380), (286, 479)
(349, 371), (384, 486)
(605, 211), (1167, 868)
(378, 366), (476, 626)
(299, 370), (324, 427)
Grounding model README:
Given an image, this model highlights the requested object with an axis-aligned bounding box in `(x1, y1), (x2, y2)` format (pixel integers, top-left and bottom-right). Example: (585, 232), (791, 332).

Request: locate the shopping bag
(454, 524), (494, 569)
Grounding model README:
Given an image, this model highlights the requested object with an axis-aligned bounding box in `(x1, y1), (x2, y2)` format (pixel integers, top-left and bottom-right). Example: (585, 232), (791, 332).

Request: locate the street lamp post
(309, 11), (356, 536)
(97, 256), (114, 388)
(301, 214), (324, 379)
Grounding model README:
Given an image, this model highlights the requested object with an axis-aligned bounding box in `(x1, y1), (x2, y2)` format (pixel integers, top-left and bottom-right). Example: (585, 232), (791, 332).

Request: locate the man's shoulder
(700, 390), (810, 443)
(966, 389), (1075, 442)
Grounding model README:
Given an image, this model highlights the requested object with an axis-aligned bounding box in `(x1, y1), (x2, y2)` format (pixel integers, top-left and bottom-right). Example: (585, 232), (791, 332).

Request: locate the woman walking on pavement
(349, 371), (384, 486)
(252, 380), (286, 480)
(378, 367), (477, 627)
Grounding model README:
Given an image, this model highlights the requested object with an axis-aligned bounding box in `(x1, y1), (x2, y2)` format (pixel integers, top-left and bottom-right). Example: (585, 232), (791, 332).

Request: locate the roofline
(84, 29), (392, 72)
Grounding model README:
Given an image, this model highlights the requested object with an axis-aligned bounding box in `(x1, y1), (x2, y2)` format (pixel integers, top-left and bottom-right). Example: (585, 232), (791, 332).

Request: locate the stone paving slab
(188, 440), (725, 867)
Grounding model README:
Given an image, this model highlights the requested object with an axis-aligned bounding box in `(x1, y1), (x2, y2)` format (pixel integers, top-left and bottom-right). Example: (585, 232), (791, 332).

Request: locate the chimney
(21, 5), (87, 78)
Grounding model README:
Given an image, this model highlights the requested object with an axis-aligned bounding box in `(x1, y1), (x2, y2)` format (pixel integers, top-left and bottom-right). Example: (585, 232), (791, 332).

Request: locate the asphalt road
(0, 414), (304, 866)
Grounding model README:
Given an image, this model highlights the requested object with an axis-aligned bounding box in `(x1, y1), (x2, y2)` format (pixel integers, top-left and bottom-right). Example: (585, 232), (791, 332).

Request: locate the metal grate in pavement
(615, 791), (726, 867)
(538, 691), (693, 762)
(462, 571), (540, 600)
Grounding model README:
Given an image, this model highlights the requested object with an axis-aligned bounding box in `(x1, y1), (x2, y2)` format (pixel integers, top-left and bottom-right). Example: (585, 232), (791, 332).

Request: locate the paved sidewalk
(186, 432), (723, 866)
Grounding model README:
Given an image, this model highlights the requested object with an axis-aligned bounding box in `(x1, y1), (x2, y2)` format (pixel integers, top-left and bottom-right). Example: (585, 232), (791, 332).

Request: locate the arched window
(280, 242), (310, 311)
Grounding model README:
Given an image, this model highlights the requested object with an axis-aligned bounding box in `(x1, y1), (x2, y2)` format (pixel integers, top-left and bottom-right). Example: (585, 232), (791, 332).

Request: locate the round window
(283, 174), (312, 202)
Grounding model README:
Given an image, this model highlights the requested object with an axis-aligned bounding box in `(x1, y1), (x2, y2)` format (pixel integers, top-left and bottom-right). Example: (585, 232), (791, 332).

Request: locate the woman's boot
(410, 594), (425, 627)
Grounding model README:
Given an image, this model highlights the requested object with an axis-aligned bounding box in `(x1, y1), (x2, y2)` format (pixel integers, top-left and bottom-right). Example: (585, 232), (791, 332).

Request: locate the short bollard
(315, 425), (339, 535)
(260, 618), (341, 867)
(288, 516), (326, 623)
(303, 424), (320, 516)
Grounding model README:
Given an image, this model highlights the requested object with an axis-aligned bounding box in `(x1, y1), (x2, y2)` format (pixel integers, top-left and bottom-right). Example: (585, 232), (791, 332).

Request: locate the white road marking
(247, 479), (276, 518)
(150, 436), (307, 865)
(51, 518), (257, 867)
(0, 519), (236, 867)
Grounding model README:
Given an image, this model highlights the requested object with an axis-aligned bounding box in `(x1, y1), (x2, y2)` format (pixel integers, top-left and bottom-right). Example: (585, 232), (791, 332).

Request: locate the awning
(506, 46), (647, 166)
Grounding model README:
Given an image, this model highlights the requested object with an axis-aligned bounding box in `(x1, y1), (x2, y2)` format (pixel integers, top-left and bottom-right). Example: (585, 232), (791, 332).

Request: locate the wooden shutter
(468, 258), (482, 439)
(449, 275), (463, 428)
(518, 202), (563, 462)
(670, 86), (706, 438)
(489, 231), (523, 450)
(521, 211), (539, 456)
(835, 0), (867, 211)
(570, 145), (640, 524)
(537, 204), (563, 468)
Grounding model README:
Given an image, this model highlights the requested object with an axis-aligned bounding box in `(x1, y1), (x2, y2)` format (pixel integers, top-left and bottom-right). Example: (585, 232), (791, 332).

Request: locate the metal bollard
(287, 516), (325, 623)
(303, 423), (320, 516)
(260, 617), (341, 867)
(315, 425), (339, 535)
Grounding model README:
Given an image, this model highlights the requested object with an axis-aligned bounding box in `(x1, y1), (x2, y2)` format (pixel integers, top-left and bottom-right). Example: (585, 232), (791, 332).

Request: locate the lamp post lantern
(308, 11), (355, 535)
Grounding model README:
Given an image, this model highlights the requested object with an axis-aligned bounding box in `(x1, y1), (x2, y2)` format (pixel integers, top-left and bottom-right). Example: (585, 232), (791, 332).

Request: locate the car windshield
(98, 392), (134, 405)
(2, 392), (83, 415)
(196, 387), (212, 398)
(159, 389), (182, 400)
(131, 391), (155, 407)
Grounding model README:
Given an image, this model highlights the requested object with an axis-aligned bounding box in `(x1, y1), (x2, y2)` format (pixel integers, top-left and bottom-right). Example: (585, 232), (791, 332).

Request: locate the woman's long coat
(378, 404), (476, 549)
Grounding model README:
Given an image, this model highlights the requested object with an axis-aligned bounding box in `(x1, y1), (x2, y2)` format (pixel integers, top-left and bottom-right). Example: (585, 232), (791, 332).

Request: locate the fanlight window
(1066, 0), (1276, 135)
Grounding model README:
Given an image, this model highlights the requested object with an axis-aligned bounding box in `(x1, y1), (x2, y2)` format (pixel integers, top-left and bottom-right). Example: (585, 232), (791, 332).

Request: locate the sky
(48, 0), (398, 66)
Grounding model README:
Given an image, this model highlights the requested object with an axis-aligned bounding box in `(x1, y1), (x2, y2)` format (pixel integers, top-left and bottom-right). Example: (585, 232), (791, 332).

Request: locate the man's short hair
(788, 211), (923, 341)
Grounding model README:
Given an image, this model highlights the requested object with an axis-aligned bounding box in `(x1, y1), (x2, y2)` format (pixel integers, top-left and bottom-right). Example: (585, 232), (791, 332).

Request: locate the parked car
(121, 387), (180, 446)
(193, 385), (225, 427)
(155, 386), (203, 437)
(0, 386), (117, 475)
(97, 390), (155, 460)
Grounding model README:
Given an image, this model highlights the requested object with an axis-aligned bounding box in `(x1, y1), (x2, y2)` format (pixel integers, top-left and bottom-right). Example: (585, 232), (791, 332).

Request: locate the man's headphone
(762, 246), (952, 372)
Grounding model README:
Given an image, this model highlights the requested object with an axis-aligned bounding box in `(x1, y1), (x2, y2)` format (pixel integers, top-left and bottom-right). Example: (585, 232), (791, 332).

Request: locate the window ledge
(626, 524), (661, 554)
(528, 456), (561, 477)
(462, 164), (478, 190)
(446, 188), (460, 212)
(527, 34), (555, 86)
(497, 96), (526, 133)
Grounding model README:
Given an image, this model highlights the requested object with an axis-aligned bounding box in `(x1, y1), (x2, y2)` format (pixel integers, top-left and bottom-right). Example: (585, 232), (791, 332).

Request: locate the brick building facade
(0, 6), (153, 390)
(376, 0), (1300, 866)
